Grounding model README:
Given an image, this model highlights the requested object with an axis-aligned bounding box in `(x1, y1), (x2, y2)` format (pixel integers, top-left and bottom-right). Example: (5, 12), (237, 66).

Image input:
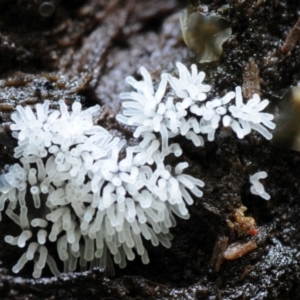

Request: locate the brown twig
(281, 17), (300, 54)
(243, 58), (261, 99)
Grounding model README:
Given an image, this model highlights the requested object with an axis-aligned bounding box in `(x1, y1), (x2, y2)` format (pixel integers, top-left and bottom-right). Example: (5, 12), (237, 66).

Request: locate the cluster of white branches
(117, 63), (274, 201)
(117, 63), (275, 147)
(0, 98), (203, 278)
(0, 62), (273, 278)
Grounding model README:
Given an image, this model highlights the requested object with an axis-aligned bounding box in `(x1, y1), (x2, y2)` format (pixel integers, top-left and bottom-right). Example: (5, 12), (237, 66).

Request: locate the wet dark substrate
(1, 1), (300, 299)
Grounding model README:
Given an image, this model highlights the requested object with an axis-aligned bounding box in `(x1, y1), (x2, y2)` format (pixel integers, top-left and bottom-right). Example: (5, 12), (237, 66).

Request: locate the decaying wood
(242, 58), (260, 99)
(281, 17), (300, 54)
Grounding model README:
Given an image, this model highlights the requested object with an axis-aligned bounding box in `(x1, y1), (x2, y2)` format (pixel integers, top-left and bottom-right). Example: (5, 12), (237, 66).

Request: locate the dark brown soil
(1, 0), (300, 299)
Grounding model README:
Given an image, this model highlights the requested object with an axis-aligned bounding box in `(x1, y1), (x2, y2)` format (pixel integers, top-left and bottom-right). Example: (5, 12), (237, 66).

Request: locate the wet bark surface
(0, 0), (300, 299)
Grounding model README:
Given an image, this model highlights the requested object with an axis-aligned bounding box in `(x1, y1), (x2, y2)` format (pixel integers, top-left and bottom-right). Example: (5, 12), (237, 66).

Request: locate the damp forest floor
(1, 0), (300, 299)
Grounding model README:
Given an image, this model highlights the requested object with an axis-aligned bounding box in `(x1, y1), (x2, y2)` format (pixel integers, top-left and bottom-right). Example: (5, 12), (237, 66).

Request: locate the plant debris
(1, 0), (300, 299)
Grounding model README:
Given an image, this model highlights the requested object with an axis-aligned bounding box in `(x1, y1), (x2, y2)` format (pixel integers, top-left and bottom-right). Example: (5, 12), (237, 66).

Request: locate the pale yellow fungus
(180, 9), (232, 63)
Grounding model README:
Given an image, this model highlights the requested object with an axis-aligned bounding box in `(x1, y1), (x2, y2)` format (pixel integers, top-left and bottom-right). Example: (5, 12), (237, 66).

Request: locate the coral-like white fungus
(0, 98), (203, 278)
(0, 62), (275, 278)
(167, 62), (211, 101)
(118, 63), (275, 145)
(225, 87), (276, 140)
(249, 171), (270, 200)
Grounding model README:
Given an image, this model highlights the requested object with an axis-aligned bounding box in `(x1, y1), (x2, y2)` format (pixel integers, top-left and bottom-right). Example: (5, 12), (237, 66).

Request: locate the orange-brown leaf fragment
(224, 241), (257, 260)
(227, 205), (257, 236)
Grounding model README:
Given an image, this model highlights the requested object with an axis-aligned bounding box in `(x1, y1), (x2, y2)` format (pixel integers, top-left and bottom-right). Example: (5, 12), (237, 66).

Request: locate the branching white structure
(0, 97), (203, 278)
(0, 62), (274, 278)
(118, 63), (275, 145)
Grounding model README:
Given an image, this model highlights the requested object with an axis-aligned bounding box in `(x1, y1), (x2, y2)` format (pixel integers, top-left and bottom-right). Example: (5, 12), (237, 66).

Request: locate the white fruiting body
(118, 63), (275, 146)
(0, 96), (203, 278)
(167, 62), (211, 102)
(226, 87), (276, 140)
(0, 62), (274, 278)
(249, 171), (270, 200)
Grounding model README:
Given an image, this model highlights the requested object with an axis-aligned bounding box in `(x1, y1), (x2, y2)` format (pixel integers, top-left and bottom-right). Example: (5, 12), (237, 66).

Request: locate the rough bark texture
(0, 0), (300, 299)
